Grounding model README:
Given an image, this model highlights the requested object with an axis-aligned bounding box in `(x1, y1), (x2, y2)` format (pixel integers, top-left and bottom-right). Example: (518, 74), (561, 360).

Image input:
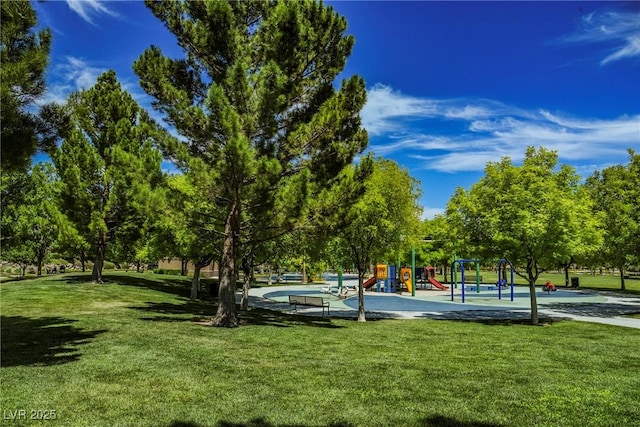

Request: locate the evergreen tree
(53, 71), (164, 283)
(134, 0), (368, 327)
(0, 0), (65, 172)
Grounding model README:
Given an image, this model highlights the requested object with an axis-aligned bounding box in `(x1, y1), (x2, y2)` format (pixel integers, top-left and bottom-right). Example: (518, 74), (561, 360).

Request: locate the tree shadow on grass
(169, 416), (501, 427)
(421, 415), (503, 427)
(238, 308), (344, 329)
(105, 273), (196, 299)
(216, 419), (353, 427)
(0, 316), (106, 367)
(545, 302), (640, 317)
(131, 301), (217, 321)
(57, 272), (215, 300)
(133, 300), (343, 329)
(419, 310), (561, 327)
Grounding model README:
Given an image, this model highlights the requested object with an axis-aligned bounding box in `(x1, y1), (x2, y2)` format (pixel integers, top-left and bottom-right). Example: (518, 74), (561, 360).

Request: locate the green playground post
(411, 247), (416, 297)
(338, 267), (343, 294)
(453, 254), (458, 289)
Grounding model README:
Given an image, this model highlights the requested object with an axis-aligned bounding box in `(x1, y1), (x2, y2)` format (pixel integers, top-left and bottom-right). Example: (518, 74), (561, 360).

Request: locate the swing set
(450, 258), (515, 303)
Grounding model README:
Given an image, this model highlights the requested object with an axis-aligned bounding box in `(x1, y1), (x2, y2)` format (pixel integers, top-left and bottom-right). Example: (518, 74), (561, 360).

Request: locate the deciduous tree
(0, 163), (71, 276)
(586, 150), (640, 290)
(446, 147), (602, 325)
(335, 158), (423, 322)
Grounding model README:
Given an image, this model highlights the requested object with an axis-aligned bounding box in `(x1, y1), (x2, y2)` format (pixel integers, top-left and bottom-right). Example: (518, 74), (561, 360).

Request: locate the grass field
(1, 273), (640, 426)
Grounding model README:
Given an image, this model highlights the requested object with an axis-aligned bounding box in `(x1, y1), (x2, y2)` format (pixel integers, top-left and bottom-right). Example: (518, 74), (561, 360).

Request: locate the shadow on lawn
(132, 301), (217, 321)
(168, 415), (502, 427)
(58, 273), (215, 300)
(238, 308), (343, 329)
(105, 273), (196, 299)
(134, 300), (343, 329)
(420, 310), (561, 327)
(421, 415), (502, 427)
(0, 316), (106, 367)
(545, 302), (640, 317)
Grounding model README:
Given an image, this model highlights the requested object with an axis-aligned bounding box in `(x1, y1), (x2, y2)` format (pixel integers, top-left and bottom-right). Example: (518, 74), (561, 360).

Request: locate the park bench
(288, 295), (330, 316)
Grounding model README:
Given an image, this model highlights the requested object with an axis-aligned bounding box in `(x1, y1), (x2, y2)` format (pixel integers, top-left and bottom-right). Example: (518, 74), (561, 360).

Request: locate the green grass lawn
(2, 273), (639, 427)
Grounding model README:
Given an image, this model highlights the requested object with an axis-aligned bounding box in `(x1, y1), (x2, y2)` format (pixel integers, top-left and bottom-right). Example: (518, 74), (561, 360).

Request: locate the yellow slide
(400, 267), (412, 293)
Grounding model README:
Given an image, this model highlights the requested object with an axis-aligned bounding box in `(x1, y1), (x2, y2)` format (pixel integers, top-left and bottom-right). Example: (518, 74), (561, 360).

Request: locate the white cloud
(421, 207), (445, 220)
(362, 84), (640, 173)
(559, 10), (640, 65)
(362, 84), (531, 137)
(65, 0), (118, 26)
(39, 56), (106, 105)
(361, 84), (439, 135)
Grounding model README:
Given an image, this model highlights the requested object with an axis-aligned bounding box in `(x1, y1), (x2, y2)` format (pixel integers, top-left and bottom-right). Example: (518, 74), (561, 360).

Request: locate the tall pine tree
(54, 71), (163, 283)
(134, 0), (368, 327)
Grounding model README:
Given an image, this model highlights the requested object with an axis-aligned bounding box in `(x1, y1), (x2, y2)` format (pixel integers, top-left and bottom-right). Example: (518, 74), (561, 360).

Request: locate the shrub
(103, 261), (116, 270)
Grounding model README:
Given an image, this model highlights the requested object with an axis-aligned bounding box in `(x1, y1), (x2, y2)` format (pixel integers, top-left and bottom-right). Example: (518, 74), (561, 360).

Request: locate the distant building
(158, 258), (219, 278)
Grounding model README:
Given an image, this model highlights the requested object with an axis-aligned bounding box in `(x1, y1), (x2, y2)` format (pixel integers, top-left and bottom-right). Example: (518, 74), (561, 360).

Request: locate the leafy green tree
(446, 147), (602, 325)
(420, 215), (454, 280)
(0, 0), (67, 172)
(586, 150), (640, 290)
(0, 163), (72, 276)
(149, 173), (222, 300)
(134, 0), (368, 327)
(335, 158), (423, 322)
(53, 71), (163, 283)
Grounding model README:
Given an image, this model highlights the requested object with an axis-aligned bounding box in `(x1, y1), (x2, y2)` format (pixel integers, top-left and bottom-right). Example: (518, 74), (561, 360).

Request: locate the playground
(250, 273), (640, 327)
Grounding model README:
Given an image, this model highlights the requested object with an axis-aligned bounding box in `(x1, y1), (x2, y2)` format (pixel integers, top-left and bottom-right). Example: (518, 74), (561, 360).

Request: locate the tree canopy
(0, 0), (65, 172)
(54, 70), (164, 283)
(134, 0), (368, 327)
(586, 149), (640, 290)
(446, 146), (602, 324)
(335, 157), (423, 321)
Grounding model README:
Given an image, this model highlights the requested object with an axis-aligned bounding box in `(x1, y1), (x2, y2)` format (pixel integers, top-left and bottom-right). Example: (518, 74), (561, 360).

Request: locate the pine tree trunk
(564, 264), (570, 287)
(211, 201), (240, 328)
(620, 266), (626, 291)
(241, 255), (252, 311)
(37, 257), (43, 277)
(191, 264), (201, 301)
(80, 252), (86, 272)
(181, 257), (187, 276)
(91, 234), (105, 283)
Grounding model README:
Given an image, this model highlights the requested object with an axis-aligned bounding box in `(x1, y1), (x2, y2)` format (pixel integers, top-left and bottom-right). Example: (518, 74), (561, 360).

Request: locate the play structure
(362, 263), (449, 295)
(450, 258), (515, 303)
(417, 266), (448, 290)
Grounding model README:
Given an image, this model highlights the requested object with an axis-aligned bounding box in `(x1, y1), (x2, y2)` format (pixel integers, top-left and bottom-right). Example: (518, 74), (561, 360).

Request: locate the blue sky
(33, 1), (640, 218)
